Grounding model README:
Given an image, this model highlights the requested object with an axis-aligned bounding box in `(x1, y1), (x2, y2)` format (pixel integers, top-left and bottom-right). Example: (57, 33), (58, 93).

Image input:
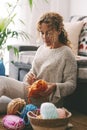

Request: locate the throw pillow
(69, 15), (87, 22)
(64, 21), (84, 55)
(78, 23), (87, 56)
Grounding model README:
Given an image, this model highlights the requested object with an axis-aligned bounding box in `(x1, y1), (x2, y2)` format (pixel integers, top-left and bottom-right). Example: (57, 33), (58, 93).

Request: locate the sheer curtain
(27, 0), (50, 45)
(0, 0), (69, 45)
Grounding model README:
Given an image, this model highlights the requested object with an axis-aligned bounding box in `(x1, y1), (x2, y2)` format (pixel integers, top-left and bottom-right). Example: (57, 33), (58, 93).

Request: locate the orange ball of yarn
(28, 79), (48, 103)
(7, 98), (26, 115)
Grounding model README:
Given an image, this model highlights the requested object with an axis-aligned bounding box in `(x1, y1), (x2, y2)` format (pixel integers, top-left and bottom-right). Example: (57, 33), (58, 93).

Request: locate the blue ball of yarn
(40, 102), (58, 119)
(20, 104), (37, 125)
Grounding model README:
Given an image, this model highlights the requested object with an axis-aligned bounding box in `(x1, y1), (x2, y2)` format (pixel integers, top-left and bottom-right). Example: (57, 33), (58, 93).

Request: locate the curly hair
(37, 12), (71, 48)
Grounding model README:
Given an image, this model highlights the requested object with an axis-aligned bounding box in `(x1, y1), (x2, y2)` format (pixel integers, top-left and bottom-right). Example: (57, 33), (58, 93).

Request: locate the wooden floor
(0, 110), (87, 130)
(69, 110), (87, 130)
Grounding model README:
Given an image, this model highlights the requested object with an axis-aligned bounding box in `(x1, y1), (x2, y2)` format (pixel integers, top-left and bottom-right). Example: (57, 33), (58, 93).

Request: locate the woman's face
(40, 23), (60, 47)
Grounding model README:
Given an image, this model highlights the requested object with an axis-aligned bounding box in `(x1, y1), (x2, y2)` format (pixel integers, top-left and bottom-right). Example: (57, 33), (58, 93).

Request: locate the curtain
(0, 0), (70, 46)
(25, 0), (64, 45)
(0, 0), (69, 45)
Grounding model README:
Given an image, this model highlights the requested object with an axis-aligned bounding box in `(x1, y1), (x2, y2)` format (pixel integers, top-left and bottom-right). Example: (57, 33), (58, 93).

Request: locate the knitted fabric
(27, 79), (47, 103)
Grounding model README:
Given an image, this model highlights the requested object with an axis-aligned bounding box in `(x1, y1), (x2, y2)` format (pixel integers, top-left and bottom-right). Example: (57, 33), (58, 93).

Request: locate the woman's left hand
(39, 82), (56, 97)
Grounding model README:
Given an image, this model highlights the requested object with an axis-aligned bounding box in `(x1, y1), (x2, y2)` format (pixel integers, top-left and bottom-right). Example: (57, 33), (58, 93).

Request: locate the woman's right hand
(24, 73), (37, 85)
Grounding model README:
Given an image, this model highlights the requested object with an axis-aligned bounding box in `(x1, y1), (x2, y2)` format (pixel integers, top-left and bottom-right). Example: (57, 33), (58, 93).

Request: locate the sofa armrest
(9, 45), (38, 79)
(11, 61), (32, 81)
(12, 61), (32, 69)
(19, 45), (38, 52)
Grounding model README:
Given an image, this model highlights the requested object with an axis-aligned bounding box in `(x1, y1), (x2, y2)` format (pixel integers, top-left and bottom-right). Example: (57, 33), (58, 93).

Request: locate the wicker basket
(27, 108), (72, 130)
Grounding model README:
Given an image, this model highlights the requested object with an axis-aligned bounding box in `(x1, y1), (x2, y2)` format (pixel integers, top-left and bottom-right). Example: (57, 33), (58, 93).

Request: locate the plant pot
(0, 60), (5, 76)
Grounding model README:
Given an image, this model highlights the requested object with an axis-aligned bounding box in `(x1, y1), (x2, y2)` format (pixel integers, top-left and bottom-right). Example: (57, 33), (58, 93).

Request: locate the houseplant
(0, 0), (48, 75)
(0, 0), (29, 75)
(0, 0), (48, 57)
(28, 0), (48, 9)
(0, 0), (29, 57)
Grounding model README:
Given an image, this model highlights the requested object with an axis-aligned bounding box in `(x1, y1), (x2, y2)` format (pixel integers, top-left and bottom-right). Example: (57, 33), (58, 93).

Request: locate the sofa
(9, 45), (38, 81)
(64, 15), (87, 114)
(9, 15), (87, 114)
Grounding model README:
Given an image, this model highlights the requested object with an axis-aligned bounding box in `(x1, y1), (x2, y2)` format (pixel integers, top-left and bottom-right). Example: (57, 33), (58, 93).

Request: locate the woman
(0, 12), (77, 113)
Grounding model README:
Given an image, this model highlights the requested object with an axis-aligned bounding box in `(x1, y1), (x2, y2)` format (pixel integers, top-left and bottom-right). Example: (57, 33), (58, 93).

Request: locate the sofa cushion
(11, 61), (31, 81)
(69, 16), (87, 22)
(78, 67), (87, 79)
(79, 23), (87, 56)
(0, 96), (12, 114)
(69, 15), (87, 56)
(76, 55), (87, 79)
(19, 51), (36, 64)
(64, 21), (84, 55)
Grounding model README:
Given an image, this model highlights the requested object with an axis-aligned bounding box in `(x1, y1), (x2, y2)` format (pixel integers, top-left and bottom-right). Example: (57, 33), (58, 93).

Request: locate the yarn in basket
(40, 102), (58, 119)
(57, 108), (66, 118)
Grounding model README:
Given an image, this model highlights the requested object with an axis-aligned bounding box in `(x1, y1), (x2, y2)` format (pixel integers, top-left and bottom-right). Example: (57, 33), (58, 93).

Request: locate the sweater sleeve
(49, 51), (77, 104)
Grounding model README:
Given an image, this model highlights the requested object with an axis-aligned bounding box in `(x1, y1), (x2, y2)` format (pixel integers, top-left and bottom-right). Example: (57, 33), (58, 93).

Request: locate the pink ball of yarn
(2, 115), (25, 130)
(57, 108), (66, 118)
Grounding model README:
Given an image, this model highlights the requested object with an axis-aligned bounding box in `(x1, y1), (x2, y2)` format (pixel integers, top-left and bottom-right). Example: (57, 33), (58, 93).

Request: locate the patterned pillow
(69, 15), (87, 56)
(79, 23), (87, 56)
(64, 21), (84, 55)
(69, 15), (87, 22)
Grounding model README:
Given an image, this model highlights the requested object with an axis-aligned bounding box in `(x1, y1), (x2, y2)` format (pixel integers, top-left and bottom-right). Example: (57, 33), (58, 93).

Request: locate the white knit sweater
(26, 45), (77, 105)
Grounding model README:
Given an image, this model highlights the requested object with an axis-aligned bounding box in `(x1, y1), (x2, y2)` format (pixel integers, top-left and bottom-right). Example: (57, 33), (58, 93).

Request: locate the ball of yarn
(36, 114), (42, 119)
(27, 79), (47, 103)
(20, 104), (38, 125)
(7, 98), (26, 115)
(40, 102), (58, 119)
(57, 108), (66, 118)
(2, 115), (25, 130)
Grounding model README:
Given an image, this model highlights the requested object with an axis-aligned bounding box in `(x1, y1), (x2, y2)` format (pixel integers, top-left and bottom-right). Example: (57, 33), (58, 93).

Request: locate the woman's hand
(25, 73), (37, 85)
(39, 82), (56, 97)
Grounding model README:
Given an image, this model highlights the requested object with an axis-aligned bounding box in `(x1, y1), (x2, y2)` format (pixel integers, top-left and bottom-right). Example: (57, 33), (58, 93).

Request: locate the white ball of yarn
(40, 102), (58, 119)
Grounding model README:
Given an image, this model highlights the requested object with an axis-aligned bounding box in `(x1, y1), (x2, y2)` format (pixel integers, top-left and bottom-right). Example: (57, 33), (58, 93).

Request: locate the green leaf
(11, 31), (18, 37)
(19, 19), (25, 25)
(28, 0), (33, 9)
(7, 45), (19, 56)
(13, 47), (19, 56)
(0, 18), (7, 31)
(18, 31), (30, 40)
(45, 0), (48, 2)
(7, 45), (13, 50)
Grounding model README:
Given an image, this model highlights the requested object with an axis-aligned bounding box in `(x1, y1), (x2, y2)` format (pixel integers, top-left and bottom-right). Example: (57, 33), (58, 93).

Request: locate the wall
(50, 0), (70, 21)
(25, 0), (71, 45)
(58, 0), (70, 21)
(70, 0), (87, 16)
